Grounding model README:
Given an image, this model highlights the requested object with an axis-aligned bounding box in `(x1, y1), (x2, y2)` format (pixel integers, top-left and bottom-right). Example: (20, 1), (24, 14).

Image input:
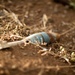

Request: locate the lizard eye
(26, 40), (29, 43)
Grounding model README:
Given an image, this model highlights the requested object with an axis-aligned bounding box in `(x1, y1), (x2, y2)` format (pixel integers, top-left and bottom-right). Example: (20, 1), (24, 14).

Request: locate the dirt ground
(0, 0), (75, 75)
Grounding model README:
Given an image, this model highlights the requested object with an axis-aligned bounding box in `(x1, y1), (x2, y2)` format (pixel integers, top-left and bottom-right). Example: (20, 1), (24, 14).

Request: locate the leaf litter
(0, 0), (75, 75)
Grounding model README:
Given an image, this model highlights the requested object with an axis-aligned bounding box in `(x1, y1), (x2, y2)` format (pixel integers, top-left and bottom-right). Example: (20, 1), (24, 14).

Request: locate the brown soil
(0, 0), (75, 75)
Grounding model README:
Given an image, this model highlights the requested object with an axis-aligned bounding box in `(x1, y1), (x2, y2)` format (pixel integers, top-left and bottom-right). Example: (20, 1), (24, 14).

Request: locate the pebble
(11, 64), (17, 70)
(23, 53), (27, 56)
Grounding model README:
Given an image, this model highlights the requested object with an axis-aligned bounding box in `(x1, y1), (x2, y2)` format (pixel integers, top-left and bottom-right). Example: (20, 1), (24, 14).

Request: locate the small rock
(23, 53), (27, 56)
(11, 65), (17, 69)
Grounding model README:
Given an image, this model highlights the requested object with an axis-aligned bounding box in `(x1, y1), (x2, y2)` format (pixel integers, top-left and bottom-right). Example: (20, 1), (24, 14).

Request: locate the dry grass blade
(38, 69), (44, 75)
(62, 57), (71, 65)
(29, 41), (48, 51)
(3, 9), (23, 26)
(42, 14), (48, 29)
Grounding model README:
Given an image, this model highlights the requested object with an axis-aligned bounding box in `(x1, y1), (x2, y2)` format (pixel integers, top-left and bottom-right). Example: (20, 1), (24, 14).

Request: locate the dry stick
(30, 41), (71, 64)
(3, 9), (23, 26)
(36, 65), (75, 69)
(24, 65), (75, 73)
(38, 68), (44, 75)
(37, 65), (75, 69)
(30, 41), (48, 50)
(42, 14), (48, 28)
(46, 49), (71, 65)
(59, 26), (75, 37)
(30, 41), (71, 65)
(49, 42), (71, 64)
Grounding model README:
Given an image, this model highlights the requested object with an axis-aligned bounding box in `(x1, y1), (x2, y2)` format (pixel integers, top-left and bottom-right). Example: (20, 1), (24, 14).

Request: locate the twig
(31, 42), (47, 50)
(48, 51), (71, 65)
(3, 9), (23, 26)
(24, 65), (75, 73)
(60, 26), (75, 37)
(37, 65), (75, 69)
(38, 69), (44, 75)
(42, 14), (48, 29)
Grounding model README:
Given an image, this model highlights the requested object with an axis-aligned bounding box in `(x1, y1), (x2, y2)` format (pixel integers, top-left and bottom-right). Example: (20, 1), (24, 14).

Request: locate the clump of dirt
(0, 0), (75, 75)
